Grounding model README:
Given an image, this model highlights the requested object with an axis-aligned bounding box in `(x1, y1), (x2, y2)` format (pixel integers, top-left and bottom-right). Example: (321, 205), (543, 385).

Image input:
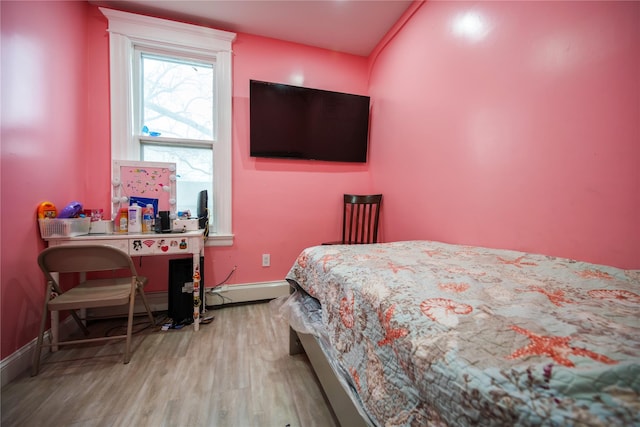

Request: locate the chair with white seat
(32, 244), (155, 376)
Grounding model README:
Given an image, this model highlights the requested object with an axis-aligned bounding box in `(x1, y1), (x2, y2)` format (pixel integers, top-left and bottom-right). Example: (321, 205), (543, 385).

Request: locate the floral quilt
(285, 240), (640, 426)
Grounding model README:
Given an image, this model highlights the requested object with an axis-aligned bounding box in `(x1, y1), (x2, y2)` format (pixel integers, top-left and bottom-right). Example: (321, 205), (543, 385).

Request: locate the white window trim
(100, 7), (235, 246)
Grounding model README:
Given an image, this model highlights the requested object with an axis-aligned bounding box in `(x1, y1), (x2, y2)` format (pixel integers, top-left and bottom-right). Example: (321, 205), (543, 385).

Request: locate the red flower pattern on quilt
(497, 256), (537, 268)
(523, 285), (573, 306)
(340, 295), (355, 328)
(420, 298), (473, 323)
(438, 282), (470, 293)
(319, 254), (338, 272)
(387, 262), (415, 274)
(423, 249), (441, 257)
(377, 304), (408, 346)
(588, 289), (640, 304)
(350, 367), (361, 393)
(578, 269), (612, 280)
(506, 325), (618, 367)
(296, 252), (309, 268)
(455, 247), (478, 257)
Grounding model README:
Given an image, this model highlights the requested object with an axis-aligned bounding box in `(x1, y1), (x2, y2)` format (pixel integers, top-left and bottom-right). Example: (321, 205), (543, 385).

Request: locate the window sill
(205, 233), (234, 247)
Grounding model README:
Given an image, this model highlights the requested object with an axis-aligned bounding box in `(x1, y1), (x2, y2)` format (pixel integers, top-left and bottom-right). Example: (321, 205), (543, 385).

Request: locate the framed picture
(112, 160), (177, 219)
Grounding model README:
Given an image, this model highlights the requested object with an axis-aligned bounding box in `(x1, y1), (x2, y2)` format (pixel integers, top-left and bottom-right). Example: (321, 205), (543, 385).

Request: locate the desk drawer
(129, 236), (193, 256)
(48, 239), (129, 252)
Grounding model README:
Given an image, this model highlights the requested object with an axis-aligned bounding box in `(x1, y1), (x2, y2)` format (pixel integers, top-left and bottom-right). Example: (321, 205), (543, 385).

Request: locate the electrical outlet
(262, 253), (270, 267)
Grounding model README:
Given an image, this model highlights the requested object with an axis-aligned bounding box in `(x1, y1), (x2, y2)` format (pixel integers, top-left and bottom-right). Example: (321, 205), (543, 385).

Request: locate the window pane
(142, 144), (214, 226)
(141, 54), (215, 140)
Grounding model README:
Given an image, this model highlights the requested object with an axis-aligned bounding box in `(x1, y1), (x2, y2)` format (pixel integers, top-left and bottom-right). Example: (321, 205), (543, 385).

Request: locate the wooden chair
(32, 245), (155, 376)
(325, 194), (382, 245)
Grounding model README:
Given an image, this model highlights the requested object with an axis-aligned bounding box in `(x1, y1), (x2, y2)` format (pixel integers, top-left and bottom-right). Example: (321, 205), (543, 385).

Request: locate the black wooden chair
(325, 194), (382, 245)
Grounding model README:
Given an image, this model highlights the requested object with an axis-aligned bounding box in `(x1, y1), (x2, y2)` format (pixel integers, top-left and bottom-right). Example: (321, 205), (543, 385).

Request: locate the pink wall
(369, 1), (640, 268)
(212, 32), (372, 286)
(1, 1), (90, 359)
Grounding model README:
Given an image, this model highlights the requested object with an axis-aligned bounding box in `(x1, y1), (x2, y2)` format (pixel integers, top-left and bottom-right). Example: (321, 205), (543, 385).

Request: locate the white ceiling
(90, 0), (415, 56)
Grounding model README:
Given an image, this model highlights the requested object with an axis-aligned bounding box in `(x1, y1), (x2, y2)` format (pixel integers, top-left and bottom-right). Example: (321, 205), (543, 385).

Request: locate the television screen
(250, 80), (370, 163)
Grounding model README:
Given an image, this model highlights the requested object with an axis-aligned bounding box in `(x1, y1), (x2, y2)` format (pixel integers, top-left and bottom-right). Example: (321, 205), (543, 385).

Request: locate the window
(101, 8), (235, 246)
(136, 51), (214, 219)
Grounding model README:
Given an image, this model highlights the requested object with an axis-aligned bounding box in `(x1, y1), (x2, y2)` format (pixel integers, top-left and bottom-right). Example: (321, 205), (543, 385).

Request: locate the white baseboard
(88, 280), (289, 317)
(0, 280), (289, 387)
(206, 280), (289, 307)
(1, 317), (76, 388)
(1, 339), (35, 388)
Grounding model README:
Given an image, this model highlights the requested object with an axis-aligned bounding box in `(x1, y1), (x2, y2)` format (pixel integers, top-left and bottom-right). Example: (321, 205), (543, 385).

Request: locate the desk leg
(193, 252), (200, 332)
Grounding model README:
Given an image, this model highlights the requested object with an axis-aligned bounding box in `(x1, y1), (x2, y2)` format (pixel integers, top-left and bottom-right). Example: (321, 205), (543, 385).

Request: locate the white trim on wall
(1, 317), (77, 387)
(100, 8), (236, 245)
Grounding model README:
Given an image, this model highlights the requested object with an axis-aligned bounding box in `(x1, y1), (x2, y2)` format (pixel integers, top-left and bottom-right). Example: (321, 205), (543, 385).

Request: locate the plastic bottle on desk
(118, 208), (128, 233)
(128, 205), (142, 233)
(142, 204), (154, 233)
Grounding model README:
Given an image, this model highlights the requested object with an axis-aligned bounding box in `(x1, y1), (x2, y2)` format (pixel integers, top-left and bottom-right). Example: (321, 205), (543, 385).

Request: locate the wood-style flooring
(1, 301), (339, 427)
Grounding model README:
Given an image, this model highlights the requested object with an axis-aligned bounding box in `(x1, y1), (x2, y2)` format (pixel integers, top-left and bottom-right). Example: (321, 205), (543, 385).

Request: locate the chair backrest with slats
(38, 245), (138, 285)
(342, 194), (382, 244)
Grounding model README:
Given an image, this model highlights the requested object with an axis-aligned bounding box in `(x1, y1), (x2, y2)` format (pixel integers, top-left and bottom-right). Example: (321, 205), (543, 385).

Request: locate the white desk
(45, 229), (206, 332)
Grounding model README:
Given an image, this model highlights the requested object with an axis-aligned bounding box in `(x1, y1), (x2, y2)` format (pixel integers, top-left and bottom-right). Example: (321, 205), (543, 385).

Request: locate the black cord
(212, 265), (237, 288)
(104, 312), (169, 337)
(206, 291), (232, 309)
(202, 265), (237, 309)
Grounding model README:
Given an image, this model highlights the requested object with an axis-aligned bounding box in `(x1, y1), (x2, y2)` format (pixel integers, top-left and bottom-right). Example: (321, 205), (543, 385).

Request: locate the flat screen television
(250, 80), (370, 163)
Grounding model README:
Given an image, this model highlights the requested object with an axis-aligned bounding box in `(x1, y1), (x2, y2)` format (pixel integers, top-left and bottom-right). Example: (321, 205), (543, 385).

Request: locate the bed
(280, 240), (640, 426)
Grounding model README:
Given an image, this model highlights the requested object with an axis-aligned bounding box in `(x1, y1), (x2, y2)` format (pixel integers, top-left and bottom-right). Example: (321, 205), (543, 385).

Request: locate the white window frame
(101, 7), (235, 246)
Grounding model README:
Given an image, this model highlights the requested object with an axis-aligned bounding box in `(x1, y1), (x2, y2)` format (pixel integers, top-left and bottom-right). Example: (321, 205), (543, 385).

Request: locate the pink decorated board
(112, 160), (177, 218)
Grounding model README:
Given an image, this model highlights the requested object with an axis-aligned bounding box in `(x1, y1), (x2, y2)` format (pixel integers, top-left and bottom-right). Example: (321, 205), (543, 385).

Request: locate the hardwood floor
(1, 301), (339, 427)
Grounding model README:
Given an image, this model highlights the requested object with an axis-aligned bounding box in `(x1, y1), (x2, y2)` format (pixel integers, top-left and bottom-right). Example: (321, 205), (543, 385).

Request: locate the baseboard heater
(87, 280), (289, 318)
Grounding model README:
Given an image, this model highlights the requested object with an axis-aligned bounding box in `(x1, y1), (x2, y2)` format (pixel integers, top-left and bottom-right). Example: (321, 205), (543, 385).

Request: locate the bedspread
(285, 240), (640, 426)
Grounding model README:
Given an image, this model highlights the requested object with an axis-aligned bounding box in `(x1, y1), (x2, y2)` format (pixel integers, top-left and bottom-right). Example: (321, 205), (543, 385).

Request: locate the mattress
(285, 240), (640, 426)
(276, 288), (374, 425)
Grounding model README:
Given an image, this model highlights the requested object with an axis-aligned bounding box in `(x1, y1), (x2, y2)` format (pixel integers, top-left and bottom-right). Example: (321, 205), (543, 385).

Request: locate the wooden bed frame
(289, 327), (370, 427)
